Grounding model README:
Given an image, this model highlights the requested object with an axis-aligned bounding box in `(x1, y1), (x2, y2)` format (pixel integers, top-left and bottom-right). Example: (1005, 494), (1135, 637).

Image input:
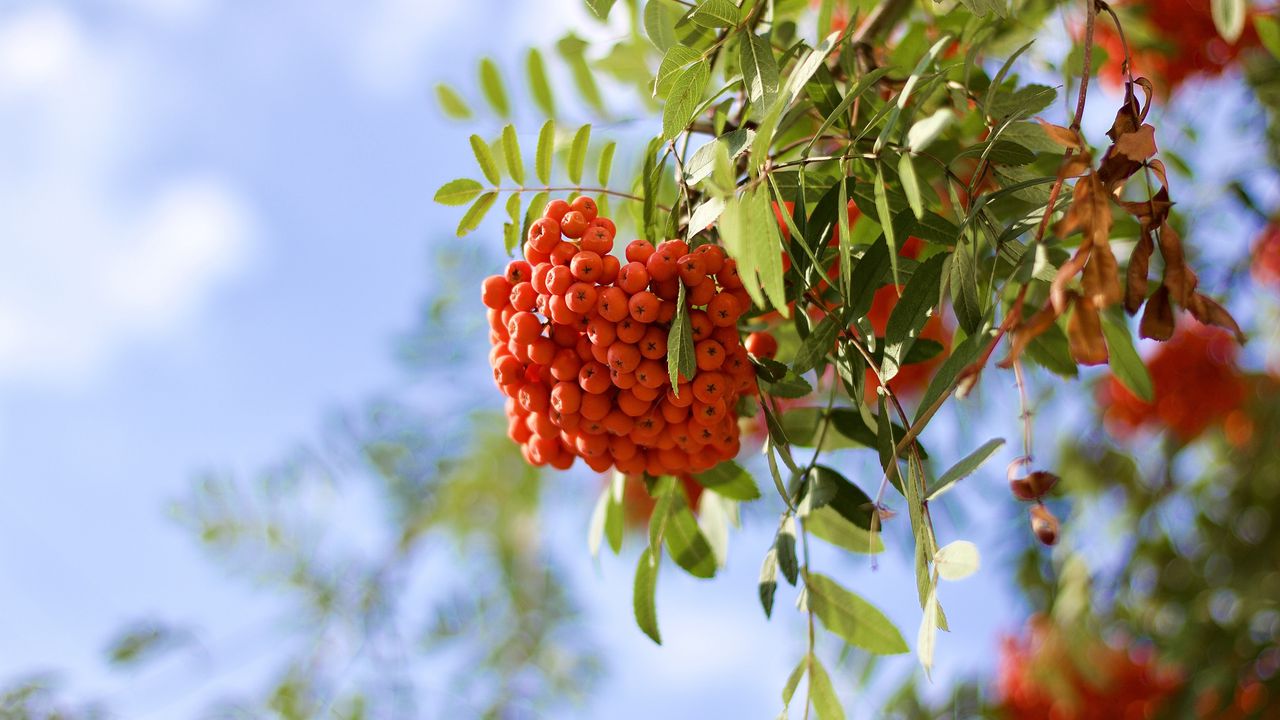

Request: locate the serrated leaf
(535, 120), (555, 185)
(1212, 0), (1246, 42)
(469, 135), (500, 185)
(456, 192), (497, 237)
(806, 573), (909, 654)
(741, 32), (779, 108)
(667, 281), (696, 389)
(597, 141), (616, 187)
(759, 548), (778, 617)
(806, 506), (884, 554)
(478, 57), (509, 118)
(434, 83), (472, 119)
(434, 178), (484, 206)
(687, 197), (727, 238)
(568, 124), (591, 184)
(695, 460), (761, 500)
(898, 154), (924, 219)
(934, 540), (980, 581)
(655, 44), (700, 98)
(526, 48), (555, 118)
(809, 657), (846, 720)
(501, 125), (524, 184)
(1101, 313), (1154, 402)
(906, 108), (953, 152)
(927, 438), (1005, 500)
(634, 546), (661, 643)
(689, 0), (738, 27)
(882, 253), (947, 381)
(792, 315), (839, 374)
(663, 62), (710, 141)
(949, 241), (981, 334)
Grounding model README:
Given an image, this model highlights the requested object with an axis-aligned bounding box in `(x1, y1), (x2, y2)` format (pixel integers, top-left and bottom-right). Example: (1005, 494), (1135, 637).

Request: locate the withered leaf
(1139, 284), (1175, 340)
(1067, 296), (1109, 366)
(1036, 119), (1083, 149)
(1051, 242), (1091, 314)
(1125, 229), (1154, 315)
(1156, 223), (1198, 304)
(1114, 124), (1158, 163)
(1082, 239), (1123, 309)
(1118, 190), (1173, 228)
(1187, 293), (1246, 343)
(999, 302), (1062, 369)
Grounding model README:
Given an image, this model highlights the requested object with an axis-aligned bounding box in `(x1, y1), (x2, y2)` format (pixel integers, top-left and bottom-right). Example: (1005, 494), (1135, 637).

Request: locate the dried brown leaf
(1187, 293), (1246, 343)
(1139, 284), (1175, 340)
(1067, 296), (1108, 366)
(998, 302), (1062, 369)
(1125, 229), (1154, 315)
(1082, 239), (1123, 309)
(1036, 119), (1083, 149)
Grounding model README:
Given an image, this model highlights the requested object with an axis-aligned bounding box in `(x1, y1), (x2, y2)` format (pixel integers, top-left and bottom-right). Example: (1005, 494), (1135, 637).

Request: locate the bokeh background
(1, 0), (1277, 718)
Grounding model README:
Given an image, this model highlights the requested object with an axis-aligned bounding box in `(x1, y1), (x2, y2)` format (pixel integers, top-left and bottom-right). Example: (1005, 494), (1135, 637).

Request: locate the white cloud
(0, 5), (256, 387)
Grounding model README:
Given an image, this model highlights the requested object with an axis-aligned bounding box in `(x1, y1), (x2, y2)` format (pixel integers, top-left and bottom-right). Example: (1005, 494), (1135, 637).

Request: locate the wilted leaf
(1139, 285), (1176, 340)
(1067, 296), (1109, 365)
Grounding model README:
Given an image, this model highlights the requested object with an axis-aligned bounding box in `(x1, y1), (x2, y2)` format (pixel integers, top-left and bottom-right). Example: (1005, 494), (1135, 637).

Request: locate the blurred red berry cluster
(997, 616), (1181, 720)
(1094, 0), (1262, 93)
(1253, 220), (1280, 286)
(1097, 320), (1249, 444)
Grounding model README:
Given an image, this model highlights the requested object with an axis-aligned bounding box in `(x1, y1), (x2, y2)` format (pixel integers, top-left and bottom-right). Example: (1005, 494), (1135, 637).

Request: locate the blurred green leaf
(634, 547), (662, 644)
(526, 48), (556, 118)
(557, 34), (605, 114)
(695, 460), (761, 500)
(597, 141), (616, 187)
(434, 83), (472, 119)
(1101, 313), (1154, 402)
(1212, 0), (1246, 42)
(585, 0), (617, 20)
(478, 58), (509, 118)
(568, 124), (591, 185)
(882, 253), (947, 381)
(758, 548), (778, 617)
(808, 656), (846, 720)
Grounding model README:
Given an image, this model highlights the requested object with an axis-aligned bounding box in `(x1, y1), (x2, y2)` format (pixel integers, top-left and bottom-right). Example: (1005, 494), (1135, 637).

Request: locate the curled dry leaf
(1125, 229), (1155, 314)
(1035, 118), (1083, 149)
(1140, 285), (1176, 341)
(1029, 504), (1059, 547)
(1009, 470), (1059, 501)
(1067, 295), (1109, 366)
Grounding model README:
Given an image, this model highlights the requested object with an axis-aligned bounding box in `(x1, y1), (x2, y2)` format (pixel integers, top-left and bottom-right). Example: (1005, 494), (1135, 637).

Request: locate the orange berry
(493, 355), (523, 385)
(528, 217), (562, 253)
(666, 382), (694, 407)
(626, 240), (655, 264)
(481, 275), (512, 310)
(692, 244), (725, 274)
(610, 367), (637, 389)
(651, 276), (681, 301)
(689, 310), (712, 341)
(718, 258), (743, 288)
(603, 408), (635, 435)
(547, 295), (581, 326)
(550, 323), (578, 347)
(566, 282), (598, 314)
(638, 326), (667, 359)
(598, 286), (630, 322)
(570, 251), (602, 282)
(695, 339), (726, 370)
(571, 195), (599, 223)
(687, 278), (717, 306)
(545, 265), (573, 295)
(517, 383), (549, 413)
(617, 389), (651, 417)
(581, 225), (614, 254)
(507, 311), (541, 343)
(646, 247), (680, 282)
(656, 300), (677, 324)
(616, 316), (645, 344)
(550, 349), (581, 381)
(599, 254), (620, 285)
(745, 331), (778, 359)
(661, 400), (690, 424)
(591, 216), (616, 237)
(528, 336), (555, 365)
(523, 242), (550, 265)
(505, 260), (532, 284)
(581, 392), (611, 421)
(677, 253), (706, 285)
(561, 210), (589, 238)
(691, 398), (727, 426)
(631, 382), (660, 402)
(692, 371), (727, 404)
(607, 343), (642, 373)
(510, 282), (537, 311)
(586, 317), (616, 347)
(543, 199), (571, 223)
(617, 262), (650, 295)
(578, 361), (611, 394)
(635, 359), (667, 389)
(628, 291), (660, 323)
(707, 292), (742, 327)
(531, 262), (553, 294)
(549, 241), (578, 266)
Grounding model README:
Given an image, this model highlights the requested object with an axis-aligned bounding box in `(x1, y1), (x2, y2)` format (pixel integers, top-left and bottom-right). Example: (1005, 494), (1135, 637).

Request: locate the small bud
(1030, 505), (1059, 546)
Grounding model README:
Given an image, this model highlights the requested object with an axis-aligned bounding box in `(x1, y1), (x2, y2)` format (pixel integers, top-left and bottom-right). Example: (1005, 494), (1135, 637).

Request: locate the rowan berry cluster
(482, 197), (757, 474)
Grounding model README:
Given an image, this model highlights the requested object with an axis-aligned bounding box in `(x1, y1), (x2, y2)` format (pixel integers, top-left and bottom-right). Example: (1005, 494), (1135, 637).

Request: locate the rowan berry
(481, 275), (512, 310)
(661, 400), (689, 424)
(549, 241), (578, 266)
(695, 339), (725, 371)
(590, 340), (610, 365)
(528, 336), (555, 365)
(677, 254), (706, 286)
(597, 286), (629, 323)
(607, 343), (641, 373)
(545, 265), (573, 295)
(691, 398), (726, 426)
(565, 283), (598, 314)
(507, 312), (541, 343)
(527, 411), (557, 438)
(617, 262), (650, 295)
(570, 195), (598, 223)
(628, 291), (660, 323)
(518, 383), (549, 413)
(625, 240), (655, 264)
(581, 225), (613, 255)
(543, 199), (571, 223)
(651, 276), (681, 301)
(745, 331), (778, 359)
(550, 349), (581, 381)
(505, 260), (532, 285)
(718, 258), (743, 288)
(666, 382), (694, 407)
(586, 317), (616, 347)
(550, 322), (578, 347)
(692, 372), (727, 404)
(631, 382), (661, 402)
(610, 367), (637, 389)
(603, 409), (635, 435)
(609, 434), (637, 460)
(617, 389), (650, 417)
(560, 210), (589, 238)
(638, 326), (667, 359)
(570, 251), (602, 282)
(547, 295), (581, 326)
(580, 391), (611, 421)
(647, 248), (680, 282)
(590, 216), (616, 237)
(509, 282), (537, 311)
(578, 361), (611, 394)
(528, 217), (561, 253)
(493, 355), (523, 385)
(707, 292), (741, 327)
(599, 255), (620, 285)
(616, 317), (645, 344)
(687, 278), (716, 306)
(689, 310), (712, 341)
(508, 415), (533, 443)
(691, 244), (725, 274)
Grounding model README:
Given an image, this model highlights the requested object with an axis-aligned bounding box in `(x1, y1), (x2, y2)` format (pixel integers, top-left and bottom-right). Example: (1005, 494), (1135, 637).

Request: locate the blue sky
(0, 1), (1272, 718)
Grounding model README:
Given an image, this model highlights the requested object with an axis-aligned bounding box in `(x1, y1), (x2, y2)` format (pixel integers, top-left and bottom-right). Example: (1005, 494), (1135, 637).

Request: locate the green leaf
(987, 84), (1057, 120)
(808, 656), (846, 720)
(568, 124), (591, 185)
(806, 507), (884, 554)
(557, 34), (605, 114)
(906, 108), (953, 152)
(655, 44), (700, 98)
(758, 548), (778, 617)
(782, 656), (807, 707)
(456, 192), (497, 237)
(685, 128), (754, 185)
(806, 573), (909, 654)
(949, 240), (982, 334)
(106, 622), (186, 667)
(848, 238), (890, 319)
(898, 154), (924, 220)
(664, 499), (717, 578)
(927, 438), (1005, 500)
(761, 369), (814, 399)
(667, 281), (696, 389)
(643, 0), (680, 51)
(434, 178), (483, 206)
(695, 460), (761, 500)
(663, 62), (710, 141)
(915, 332), (984, 423)
(1101, 314), (1154, 402)
(597, 141), (616, 187)
(606, 473), (625, 553)
(434, 83), (472, 119)
(792, 315), (839, 374)
(588, 484), (610, 557)
(882, 253), (947, 381)
(501, 125), (524, 185)
(687, 197), (727, 239)
(478, 58), (509, 118)
(918, 588), (938, 677)
(1257, 15), (1280, 59)
(689, 0), (738, 27)
(872, 162), (899, 286)
(740, 33), (779, 109)
(526, 49), (555, 118)
(503, 194), (522, 254)
(536, 120), (555, 185)
(469, 135), (501, 185)
(1212, 0), (1246, 42)
(775, 516), (799, 585)
(585, 0), (617, 20)
(634, 546), (662, 643)
(739, 185), (788, 312)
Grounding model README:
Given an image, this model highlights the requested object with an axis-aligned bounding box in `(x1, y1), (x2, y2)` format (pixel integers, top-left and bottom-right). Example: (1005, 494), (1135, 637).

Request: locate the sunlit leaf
(434, 178), (484, 206)
(456, 192), (498, 237)
(568, 124), (591, 185)
(740, 33), (779, 109)
(663, 63), (710, 141)
(934, 540), (981, 581)
(501, 125), (524, 185)
(927, 438), (1005, 500)
(526, 48), (555, 118)
(633, 546), (661, 643)
(805, 573), (909, 654)
(469, 135), (501, 185)
(695, 460), (761, 500)
(536, 120), (555, 185)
